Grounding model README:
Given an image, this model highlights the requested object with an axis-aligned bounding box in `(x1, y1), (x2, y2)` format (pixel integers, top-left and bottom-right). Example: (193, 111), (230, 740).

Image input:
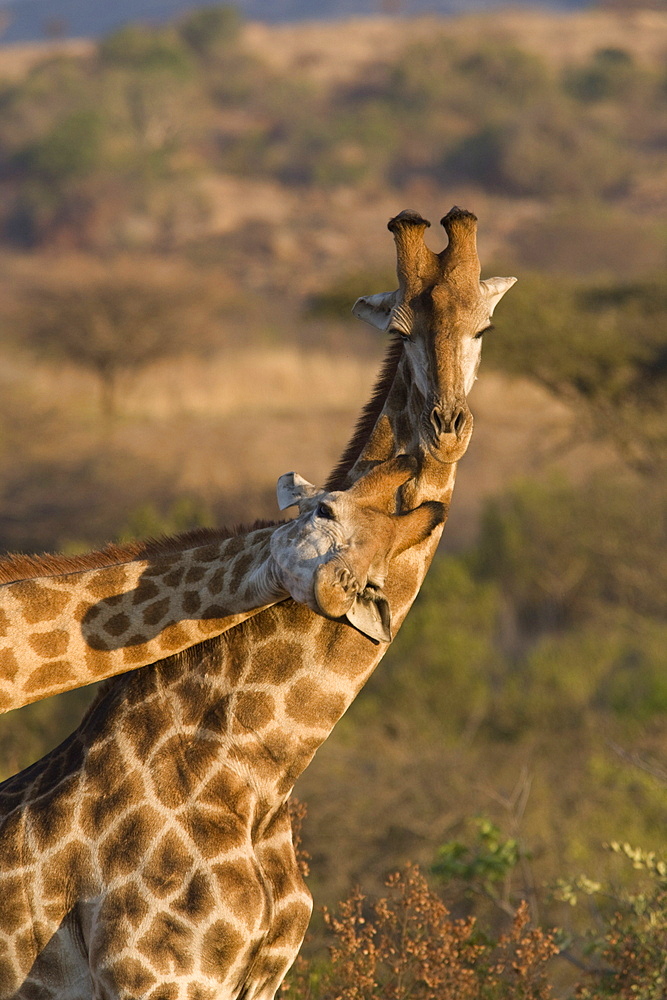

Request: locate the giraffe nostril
(430, 406), (445, 436)
(453, 408), (467, 436)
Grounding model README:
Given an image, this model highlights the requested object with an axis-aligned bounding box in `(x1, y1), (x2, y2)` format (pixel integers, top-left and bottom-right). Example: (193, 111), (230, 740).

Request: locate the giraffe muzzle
(426, 402), (473, 462)
(313, 561), (392, 643)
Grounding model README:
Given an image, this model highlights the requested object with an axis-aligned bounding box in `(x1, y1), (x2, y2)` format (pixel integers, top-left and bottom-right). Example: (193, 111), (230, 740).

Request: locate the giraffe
(0, 208), (516, 1000)
(0, 457), (442, 715)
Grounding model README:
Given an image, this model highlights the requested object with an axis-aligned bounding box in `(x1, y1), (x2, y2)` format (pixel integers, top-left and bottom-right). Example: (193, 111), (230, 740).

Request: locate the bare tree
(21, 279), (219, 419)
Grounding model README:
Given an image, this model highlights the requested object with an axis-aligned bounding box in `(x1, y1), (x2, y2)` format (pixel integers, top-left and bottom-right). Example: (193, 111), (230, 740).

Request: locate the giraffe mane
(0, 521), (280, 586)
(326, 335), (404, 491)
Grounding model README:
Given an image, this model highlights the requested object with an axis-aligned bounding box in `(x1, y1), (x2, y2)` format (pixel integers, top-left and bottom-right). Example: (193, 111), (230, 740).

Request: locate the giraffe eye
(316, 502), (336, 520)
(474, 324), (494, 340)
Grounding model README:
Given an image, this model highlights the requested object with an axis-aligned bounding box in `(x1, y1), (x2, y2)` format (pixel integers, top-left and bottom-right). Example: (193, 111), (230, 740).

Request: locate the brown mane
(0, 521), (280, 586)
(326, 335), (404, 491)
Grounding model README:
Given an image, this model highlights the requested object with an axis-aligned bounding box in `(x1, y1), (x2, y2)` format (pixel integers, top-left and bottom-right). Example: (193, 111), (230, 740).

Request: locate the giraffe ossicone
(0, 456), (442, 715)
(0, 206), (517, 1000)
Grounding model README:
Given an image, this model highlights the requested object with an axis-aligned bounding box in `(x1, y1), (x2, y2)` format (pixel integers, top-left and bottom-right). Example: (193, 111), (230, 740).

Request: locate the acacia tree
(22, 279), (218, 418)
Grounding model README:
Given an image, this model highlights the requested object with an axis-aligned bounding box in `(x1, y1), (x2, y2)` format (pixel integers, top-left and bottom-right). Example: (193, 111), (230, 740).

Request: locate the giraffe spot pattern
(233, 691), (275, 733)
(41, 839), (93, 900)
(26, 629), (70, 658)
(13, 927), (36, 976)
(85, 738), (125, 792)
(0, 608), (9, 637)
(211, 858), (266, 929)
(162, 566), (185, 588)
(184, 564), (206, 584)
(142, 598), (171, 627)
(183, 589), (202, 614)
(200, 919), (245, 977)
(98, 806), (159, 882)
(137, 911), (194, 975)
(24, 659), (77, 693)
(99, 881), (150, 929)
(0, 957), (18, 994)
(131, 578), (161, 605)
(104, 956), (157, 992)
(229, 552), (254, 592)
(28, 791), (75, 852)
(123, 700), (173, 759)
(149, 735), (219, 809)
(0, 809), (25, 869)
(192, 544), (222, 563)
(85, 646), (114, 673)
(103, 612), (131, 637)
(122, 637), (152, 663)
(15, 581), (70, 624)
(187, 984), (217, 1000)
(159, 622), (189, 651)
(80, 771), (144, 837)
(247, 640), (304, 685)
(206, 567), (227, 595)
(147, 987), (179, 1000)
(172, 870), (216, 920)
(179, 805), (246, 859)
(284, 678), (346, 728)
(85, 565), (128, 598)
(260, 843), (305, 898)
(198, 768), (252, 816)
(142, 830), (192, 897)
(267, 900), (313, 948)
(200, 603), (233, 621)
(0, 648), (19, 683)
(0, 874), (26, 933)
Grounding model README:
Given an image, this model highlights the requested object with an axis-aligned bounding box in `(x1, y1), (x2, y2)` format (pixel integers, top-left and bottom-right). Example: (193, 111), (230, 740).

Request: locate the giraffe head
(272, 455), (444, 642)
(353, 207), (516, 464)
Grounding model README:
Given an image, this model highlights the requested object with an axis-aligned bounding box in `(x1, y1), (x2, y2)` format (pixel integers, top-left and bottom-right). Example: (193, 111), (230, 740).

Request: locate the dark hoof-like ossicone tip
(388, 210), (431, 232)
(440, 206), (478, 229)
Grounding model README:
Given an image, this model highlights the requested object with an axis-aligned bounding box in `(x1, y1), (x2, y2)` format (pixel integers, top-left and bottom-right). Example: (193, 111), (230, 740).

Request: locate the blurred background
(0, 0), (665, 993)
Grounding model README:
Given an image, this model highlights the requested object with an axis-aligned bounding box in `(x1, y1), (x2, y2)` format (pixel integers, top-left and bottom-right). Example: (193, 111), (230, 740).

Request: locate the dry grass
(244, 8), (667, 84)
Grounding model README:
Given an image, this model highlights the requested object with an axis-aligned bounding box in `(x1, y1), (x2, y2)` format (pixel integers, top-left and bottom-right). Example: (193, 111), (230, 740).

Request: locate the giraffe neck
(77, 349), (459, 808)
(0, 526), (284, 714)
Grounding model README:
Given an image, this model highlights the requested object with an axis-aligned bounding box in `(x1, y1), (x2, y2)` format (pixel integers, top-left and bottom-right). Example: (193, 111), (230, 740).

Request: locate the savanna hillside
(0, 4), (666, 996)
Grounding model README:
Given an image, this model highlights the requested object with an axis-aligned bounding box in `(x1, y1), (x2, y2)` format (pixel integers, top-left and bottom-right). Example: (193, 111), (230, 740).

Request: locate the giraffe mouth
(313, 562), (392, 643)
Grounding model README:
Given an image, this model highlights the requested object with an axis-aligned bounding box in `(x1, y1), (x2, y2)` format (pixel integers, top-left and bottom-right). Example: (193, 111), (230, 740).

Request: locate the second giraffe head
(273, 454), (444, 643)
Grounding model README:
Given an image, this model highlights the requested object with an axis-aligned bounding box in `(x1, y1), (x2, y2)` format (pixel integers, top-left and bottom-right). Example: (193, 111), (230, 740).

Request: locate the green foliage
(17, 109), (104, 182)
(99, 25), (194, 76)
(179, 5), (243, 56)
(433, 819), (527, 908)
(555, 842), (667, 999)
(486, 275), (667, 473)
(363, 555), (499, 737)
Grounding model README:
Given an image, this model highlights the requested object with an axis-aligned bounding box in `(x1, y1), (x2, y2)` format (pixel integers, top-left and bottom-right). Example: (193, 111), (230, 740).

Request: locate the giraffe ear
(352, 291), (398, 331)
(480, 276), (517, 315)
(345, 589), (392, 644)
(276, 473), (322, 511)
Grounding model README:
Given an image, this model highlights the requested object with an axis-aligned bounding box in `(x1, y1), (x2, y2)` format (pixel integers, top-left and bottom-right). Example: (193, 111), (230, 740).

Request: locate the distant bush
(179, 4), (243, 57)
(99, 24), (194, 76)
(564, 48), (643, 104)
